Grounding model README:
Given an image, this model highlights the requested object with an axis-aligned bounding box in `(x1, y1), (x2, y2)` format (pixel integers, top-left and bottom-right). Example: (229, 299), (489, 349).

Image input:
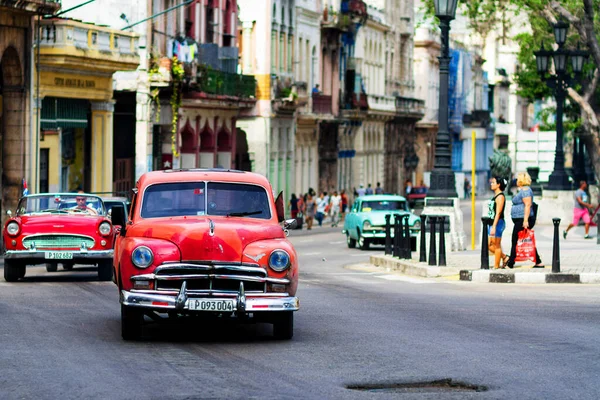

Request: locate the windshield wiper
(226, 210), (262, 217)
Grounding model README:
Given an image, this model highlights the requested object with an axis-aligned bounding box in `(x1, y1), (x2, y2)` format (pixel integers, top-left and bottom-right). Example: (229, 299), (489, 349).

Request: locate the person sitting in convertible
(72, 191), (98, 215)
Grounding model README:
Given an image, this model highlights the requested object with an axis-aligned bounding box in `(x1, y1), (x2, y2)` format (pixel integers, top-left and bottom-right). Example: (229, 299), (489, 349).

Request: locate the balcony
(0, 0), (60, 14)
(368, 94), (396, 113)
(312, 94), (333, 115)
(197, 43), (239, 74)
(197, 69), (256, 98)
(38, 18), (139, 73)
(322, 0), (367, 31)
(395, 96), (426, 119)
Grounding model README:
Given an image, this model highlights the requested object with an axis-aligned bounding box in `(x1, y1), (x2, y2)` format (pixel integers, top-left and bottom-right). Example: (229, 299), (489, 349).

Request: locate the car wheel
(346, 233), (356, 248)
(4, 261), (24, 282)
(121, 304), (144, 341)
(97, 260), (113, 281)
(45, 263), (58, 273)
(357, 230), (370, 250)
(62, 262), (74, 271)
(272, 311), (294, 340)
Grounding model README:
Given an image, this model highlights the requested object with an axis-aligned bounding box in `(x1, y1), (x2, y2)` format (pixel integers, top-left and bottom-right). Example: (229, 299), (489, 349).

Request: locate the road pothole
(346, 378), (488, 393)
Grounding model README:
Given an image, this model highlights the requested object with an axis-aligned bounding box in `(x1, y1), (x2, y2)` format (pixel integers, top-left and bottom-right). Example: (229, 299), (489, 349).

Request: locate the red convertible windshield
(141, 182), (271, 219)
(17, 194), (106, 216)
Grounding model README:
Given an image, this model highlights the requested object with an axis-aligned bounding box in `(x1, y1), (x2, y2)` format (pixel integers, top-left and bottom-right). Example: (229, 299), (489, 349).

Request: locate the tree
(425, 0), (600, 182)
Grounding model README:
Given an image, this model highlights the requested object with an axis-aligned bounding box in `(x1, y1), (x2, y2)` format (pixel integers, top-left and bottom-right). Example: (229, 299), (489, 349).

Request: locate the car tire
(346, 233), (356, 248)
(97, 260), (113, 281)
(121, 304), (144, 341)
(272, 311), (294, 340)
(62, 262), (74, 271)
(4, 261), (24, 282)
(45, 263), (58, 273)
(357, 228), (370, 250)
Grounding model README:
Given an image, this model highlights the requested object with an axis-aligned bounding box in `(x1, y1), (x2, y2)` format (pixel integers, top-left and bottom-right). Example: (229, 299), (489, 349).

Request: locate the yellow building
(35, 18), (139, 194)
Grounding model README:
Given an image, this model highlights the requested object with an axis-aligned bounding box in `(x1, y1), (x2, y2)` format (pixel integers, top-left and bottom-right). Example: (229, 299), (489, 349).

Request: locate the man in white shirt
(356, 184), (366, 197)
(329, 191), (342, 227)
(315, 193), (327, 227)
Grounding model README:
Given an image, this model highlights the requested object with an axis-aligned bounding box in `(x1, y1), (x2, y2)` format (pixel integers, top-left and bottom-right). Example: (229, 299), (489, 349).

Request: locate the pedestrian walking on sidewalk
(487, 177), (509, 269)
(315, 193), (327, 227)
(563, 181), (595, 239)
(289, 193), (299, 219)
(305, 194), (316, 230)
(330, 191), (341, 227)
(506, 172), (544, 268)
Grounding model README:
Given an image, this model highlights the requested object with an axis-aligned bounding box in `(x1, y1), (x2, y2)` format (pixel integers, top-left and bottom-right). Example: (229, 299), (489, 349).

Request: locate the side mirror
(111, 205), (127, 235)
(283, 218), (297, 230)
(6, 210), (11, 217)
(274, 191), (285, 223)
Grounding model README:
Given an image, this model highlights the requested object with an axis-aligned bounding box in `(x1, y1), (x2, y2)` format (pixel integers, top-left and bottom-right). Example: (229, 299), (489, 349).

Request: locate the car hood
(17, 214), (104, 235)
(359, 211), (418, 226)
(130, 217), (285, 262)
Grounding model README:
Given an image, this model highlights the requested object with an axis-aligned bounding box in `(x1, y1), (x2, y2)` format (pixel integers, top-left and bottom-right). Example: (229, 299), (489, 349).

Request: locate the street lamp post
(428, 0), (459, 198)
(534, 20), (588, 190)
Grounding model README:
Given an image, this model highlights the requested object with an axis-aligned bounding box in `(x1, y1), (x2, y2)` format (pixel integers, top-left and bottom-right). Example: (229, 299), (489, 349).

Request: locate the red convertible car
(111, 169), (300, 340)
(2, 193), (115, 281)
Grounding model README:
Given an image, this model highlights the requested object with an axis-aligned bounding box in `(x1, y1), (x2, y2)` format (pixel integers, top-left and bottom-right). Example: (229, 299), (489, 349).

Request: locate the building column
(91, 100), (115, 194)
(242, 21), (253, 74)
(135, 83), (151, 180)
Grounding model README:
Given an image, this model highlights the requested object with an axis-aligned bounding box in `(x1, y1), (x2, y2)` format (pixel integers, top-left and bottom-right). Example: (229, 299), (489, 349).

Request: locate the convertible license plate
(187, 299), (235, 312)
(44, 251), (74, 260)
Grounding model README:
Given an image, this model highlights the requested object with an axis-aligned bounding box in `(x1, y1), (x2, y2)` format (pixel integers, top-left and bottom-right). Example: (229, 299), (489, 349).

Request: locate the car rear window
(140, 181), (271, 219)
(361, 200), (406, 212)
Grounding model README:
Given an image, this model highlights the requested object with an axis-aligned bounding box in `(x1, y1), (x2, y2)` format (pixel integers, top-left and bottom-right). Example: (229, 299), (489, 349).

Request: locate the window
(360, 200), (407, 212)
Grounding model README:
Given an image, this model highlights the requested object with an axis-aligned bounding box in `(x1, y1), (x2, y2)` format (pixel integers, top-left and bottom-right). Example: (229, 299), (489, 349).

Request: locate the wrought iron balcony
(312, 94), (333, 115)
(395, 96), (425, 119)
(197, 69), (256, 98)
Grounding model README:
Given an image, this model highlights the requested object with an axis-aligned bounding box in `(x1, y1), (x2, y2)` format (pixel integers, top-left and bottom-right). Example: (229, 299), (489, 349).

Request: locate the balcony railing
(312, 94), (333, 115)
(198, 69), (256, 98)
(368, 94), (396, 113)
(395, 96), (426, 117)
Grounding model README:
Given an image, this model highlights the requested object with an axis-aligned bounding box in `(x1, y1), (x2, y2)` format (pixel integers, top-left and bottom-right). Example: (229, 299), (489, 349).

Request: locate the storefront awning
(40, 97), (90, 130)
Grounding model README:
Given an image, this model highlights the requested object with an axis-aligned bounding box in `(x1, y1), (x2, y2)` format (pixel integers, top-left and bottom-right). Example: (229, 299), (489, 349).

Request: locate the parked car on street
(2, 193), (114, 281)
(407, 186), (428, 210)
(111, 169), (300, 340)
(102, 197), (131, 220)
(342, 194), (421, 250)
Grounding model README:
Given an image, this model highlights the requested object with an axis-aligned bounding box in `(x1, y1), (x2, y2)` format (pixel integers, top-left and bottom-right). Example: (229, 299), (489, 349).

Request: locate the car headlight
(363, 221), (372, 230)
(131, 246), (154, 268)
(412, 220), (421, 230)
(6, 221), (20, 236)
(268, 250), (291, 272)
(99, 221), (112, 236)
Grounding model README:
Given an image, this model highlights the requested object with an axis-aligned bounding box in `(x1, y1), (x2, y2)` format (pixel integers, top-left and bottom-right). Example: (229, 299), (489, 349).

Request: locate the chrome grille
(22, 234), (95, 249)
(154, 263), (268, 293)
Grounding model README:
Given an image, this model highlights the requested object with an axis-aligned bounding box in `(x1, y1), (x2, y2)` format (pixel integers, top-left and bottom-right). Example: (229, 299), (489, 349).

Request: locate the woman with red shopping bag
(506, 172), (545, 268)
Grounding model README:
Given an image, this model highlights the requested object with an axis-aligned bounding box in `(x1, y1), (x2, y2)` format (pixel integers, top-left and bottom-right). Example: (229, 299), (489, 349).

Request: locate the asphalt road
(1, 229), (599, 399)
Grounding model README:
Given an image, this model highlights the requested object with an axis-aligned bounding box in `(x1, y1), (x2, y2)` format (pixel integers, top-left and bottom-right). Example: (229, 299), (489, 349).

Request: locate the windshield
(17, 194), (106, 216)
(360, 200), (406, 212)
(141, 181), (271, 219)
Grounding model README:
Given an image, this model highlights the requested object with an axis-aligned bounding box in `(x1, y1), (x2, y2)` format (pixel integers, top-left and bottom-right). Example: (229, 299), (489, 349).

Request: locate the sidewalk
(370, 223), (600, 284)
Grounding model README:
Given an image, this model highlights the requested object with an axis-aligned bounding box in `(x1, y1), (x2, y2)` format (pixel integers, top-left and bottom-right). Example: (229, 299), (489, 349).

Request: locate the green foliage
(170, 56), (185, 158)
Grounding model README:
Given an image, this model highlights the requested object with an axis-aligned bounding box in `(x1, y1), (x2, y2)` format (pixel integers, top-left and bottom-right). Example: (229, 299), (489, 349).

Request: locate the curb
(370, 255), (468, 278)
(460, 270), (600, 284)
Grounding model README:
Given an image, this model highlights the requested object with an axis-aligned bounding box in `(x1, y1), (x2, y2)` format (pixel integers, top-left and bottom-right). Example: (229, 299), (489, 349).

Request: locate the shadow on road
(13, 266), (105, 283)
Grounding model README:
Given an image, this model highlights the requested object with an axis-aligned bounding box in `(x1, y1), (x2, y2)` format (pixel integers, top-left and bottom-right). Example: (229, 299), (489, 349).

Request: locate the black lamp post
(534, 20), (588, 190)
(427, 0), (459, 198)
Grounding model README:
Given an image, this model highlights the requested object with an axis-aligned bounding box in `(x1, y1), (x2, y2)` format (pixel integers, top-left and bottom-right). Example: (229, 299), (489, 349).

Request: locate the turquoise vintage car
(342, 195), (421, 250)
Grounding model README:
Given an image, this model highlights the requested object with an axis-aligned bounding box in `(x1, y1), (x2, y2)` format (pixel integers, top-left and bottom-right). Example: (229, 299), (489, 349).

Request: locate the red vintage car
(111, 169), (300, 340)
(2, 193), (115, 281)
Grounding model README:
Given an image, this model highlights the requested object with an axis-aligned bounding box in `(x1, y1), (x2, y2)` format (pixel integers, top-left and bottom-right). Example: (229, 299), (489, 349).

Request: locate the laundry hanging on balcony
(169, 36), (198, 63)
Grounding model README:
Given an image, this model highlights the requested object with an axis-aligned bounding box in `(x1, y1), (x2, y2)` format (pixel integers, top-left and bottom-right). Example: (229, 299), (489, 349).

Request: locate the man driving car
(72, 191), (98, 215)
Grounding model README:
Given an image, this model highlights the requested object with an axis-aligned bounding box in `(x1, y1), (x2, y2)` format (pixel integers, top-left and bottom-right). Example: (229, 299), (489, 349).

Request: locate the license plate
(44, 251), (74, 260)
(187, 299), (235, 312)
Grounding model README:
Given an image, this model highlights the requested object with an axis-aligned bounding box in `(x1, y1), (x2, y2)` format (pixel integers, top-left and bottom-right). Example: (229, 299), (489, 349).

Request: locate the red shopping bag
(515, 229), (537, 262)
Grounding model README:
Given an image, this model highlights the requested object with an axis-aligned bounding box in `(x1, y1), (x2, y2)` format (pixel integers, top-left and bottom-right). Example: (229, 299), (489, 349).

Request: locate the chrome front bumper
(121, 287), (300, 313)
(4, 249), (113, 260)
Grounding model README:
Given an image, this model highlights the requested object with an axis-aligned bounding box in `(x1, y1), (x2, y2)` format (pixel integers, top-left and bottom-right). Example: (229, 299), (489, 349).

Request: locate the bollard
(393, 214), (401, 258)
(402, 215), (411, 259)
(398, 215), (407, 259)
(438, 216), (447, 266)
(480, 217), (490, 269)
(419, 214), (427, 262)
(384, 214), (392, 255)
(428, 216), (437, 266)
(552, 218), (561, 273)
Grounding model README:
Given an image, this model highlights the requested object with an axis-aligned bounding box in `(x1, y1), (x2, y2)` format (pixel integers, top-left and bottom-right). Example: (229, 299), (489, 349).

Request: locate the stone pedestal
(537, 190), (573, 227)
(421, 197), (466, 252)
